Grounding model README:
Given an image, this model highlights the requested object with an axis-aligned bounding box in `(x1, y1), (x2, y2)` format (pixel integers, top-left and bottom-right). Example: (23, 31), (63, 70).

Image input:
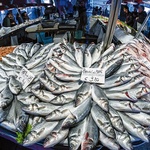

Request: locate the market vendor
(3, 11), (17, 27)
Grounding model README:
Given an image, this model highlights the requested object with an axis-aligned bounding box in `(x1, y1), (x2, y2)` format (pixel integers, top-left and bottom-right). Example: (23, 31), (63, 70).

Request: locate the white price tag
(81, 68), (105, 84)
(17, 67), (35, 89)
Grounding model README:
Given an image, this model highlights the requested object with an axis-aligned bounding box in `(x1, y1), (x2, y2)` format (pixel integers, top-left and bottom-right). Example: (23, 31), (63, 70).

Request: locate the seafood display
(0, 38), (150, 150)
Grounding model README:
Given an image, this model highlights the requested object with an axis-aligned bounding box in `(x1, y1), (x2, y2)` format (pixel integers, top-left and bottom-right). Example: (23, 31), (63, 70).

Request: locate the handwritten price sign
(81, 68), (105, 84)
(17, 67), (35, 89)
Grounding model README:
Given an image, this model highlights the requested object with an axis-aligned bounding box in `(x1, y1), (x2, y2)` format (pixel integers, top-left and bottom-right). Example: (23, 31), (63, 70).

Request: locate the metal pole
(103, 0), (122, 50)
(135, 12), (150, 38)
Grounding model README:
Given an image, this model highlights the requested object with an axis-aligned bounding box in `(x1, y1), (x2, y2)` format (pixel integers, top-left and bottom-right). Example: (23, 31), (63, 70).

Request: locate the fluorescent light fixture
(0, 3), (2, 6)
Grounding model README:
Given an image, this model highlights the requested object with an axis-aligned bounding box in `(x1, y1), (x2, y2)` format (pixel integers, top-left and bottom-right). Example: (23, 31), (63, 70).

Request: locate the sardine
(135, 101), (150, 113)
(84, 49), (92, 68)
(29, 43), (41, 57)
(16, 55), (26, 66)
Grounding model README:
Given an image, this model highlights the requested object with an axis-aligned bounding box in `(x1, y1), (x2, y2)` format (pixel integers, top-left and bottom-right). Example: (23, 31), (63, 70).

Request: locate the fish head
(69, 139), (80, 150)
(62, 113), (77, 128)
(43, 133), (56, 148)
(99, 99), (109, 112)
(104, 123), (115, 138)
(46, 109), (62, 121)
(137, 87), (150, 98)
(81, 132), (94, 150)
(111, 116), (124, 132)
(137, 127), (149, 142)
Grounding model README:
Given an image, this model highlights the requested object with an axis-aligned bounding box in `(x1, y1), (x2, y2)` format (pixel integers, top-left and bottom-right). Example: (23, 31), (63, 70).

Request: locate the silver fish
(84, 49), (92, 68)
(15, 48), (28, 60)
(14, 101), (29, 132)
(118, 112), (149, 142)
(46, 102), (75, 121)
(9, 76), (22, 94)
(22, 102), (60, 116)
(6, 52), (17, 60)
(81, 114), (99, 150)
(91, 104), (115, 138)
(25, 42), (34, 56)
(55, 73), (80, 82)
(115, 130), (132, 150)
(126, 112), (150, 126)
(52, 81), (83, 94)
(29, 43), (41, 57)
(0, 86), (13, 108)
(62, 97), (91, 128)
(32, 89), (56, 103)
(16, 55), (26, 66)
(0, 104), (11, 122)
(105, 87), (150, 101)
(44, 120), (69, 148)
(50, 91), (76, 105)
(2, 56), (16, 66)
(0, 68), (8, 78)
(69, 118), (88, 150)
(74, 43), (84, 67)
(108, 106), (125, 132)
(91, 84), (109, 111)
(23, 120), (58, 146)
(99, 131), (120, 150)
(101, 43), (114, 58)
(109, 100), (140, 112)
(135, 101), (150, 113)
(75, 83), (92, 106)
(108, 75), (144, 91)
(0, 61), (16, 71)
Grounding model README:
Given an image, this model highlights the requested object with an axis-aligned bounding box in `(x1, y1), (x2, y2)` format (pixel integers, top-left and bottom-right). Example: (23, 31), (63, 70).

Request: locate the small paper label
(81, 68), (105, 84)
(17, 67), (35, 89)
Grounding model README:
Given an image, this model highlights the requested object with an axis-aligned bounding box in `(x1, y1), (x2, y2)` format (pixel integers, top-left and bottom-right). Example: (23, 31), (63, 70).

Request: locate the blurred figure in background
(133, 5), (147, 30)
(22, 12), (29, 22)
(123, 5), (134, 27)
(3, 11), (16, 27)
(16, 9), (24, 24)
(73, 5), (79, 18)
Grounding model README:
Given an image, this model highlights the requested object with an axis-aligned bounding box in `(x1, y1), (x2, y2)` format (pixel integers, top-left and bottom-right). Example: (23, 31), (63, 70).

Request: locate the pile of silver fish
(0, 38), (150, 150)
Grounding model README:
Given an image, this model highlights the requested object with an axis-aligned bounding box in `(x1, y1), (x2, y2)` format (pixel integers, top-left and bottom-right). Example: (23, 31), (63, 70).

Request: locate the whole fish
(73, 42), (84, 67)
(0, 61), (16, 71)
(15, 48), (28, 60)
(55, 73), (80, 82)
(50, 91), (76, 105)
(44, 120), (69, 148)
(109, 100), (140, 112)
(9, 76), (22, 94)
(99, 131), (120, 150)
(108, 106), (124, 132)
(91, 84), (109, 111)
(75, 83), (92, 106)
(29, 43), (41, 57)
(118, 112), (149, 142)
(126, 112), (150, 126)
(84, 48), (92, 68)
(2, 56), (16, 66)
(135, 101), (150, 113)
(0, 86), (13, 108)
(62, 97), (91, 128)
(22, 102), (60, 116)
(91, 104), (115, 138)
(105, 58), (123, 78)
(101, 43), (114, 58)
(52, 81), (83, 94)
(108, 75), (145, 91)
(16, 55), (26, 66)
(105, 87), (150, 101)
(115, 130), (132, 150)
(6, 52), (17, 60)
(23, 120), (58, 146)
(46, 102), (75, 121)
(81, 114), (99, 150)
(32, 89), (56, 103)
(68, 118), (88, 150)
(39, 74), (59, 92)
(14, 101), (29, 132)
(25, 42), (34, 56)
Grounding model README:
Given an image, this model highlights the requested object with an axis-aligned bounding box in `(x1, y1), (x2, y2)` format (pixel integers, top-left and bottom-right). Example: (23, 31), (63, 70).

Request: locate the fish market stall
(0, 1), (150, 150)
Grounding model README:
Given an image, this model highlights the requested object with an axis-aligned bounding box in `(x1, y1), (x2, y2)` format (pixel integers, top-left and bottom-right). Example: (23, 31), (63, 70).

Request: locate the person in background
(22, 12), (29, 22)
(92, 6), (99, 15)
(133, 5), (147, 30)
(73, 6), (79, 18)
(123, 5), (134, 27)
(3, 11), (16, 27)
(16, 9), (24, 24)
(98, 7), (102, 15)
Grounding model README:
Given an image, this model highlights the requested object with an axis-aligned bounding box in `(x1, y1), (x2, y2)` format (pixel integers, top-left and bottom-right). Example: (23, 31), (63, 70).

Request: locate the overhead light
(0, 3), (2, 6)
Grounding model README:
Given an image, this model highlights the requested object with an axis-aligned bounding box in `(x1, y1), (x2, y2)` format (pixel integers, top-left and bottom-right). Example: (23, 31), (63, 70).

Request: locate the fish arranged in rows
(0, 38), (149, 150)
